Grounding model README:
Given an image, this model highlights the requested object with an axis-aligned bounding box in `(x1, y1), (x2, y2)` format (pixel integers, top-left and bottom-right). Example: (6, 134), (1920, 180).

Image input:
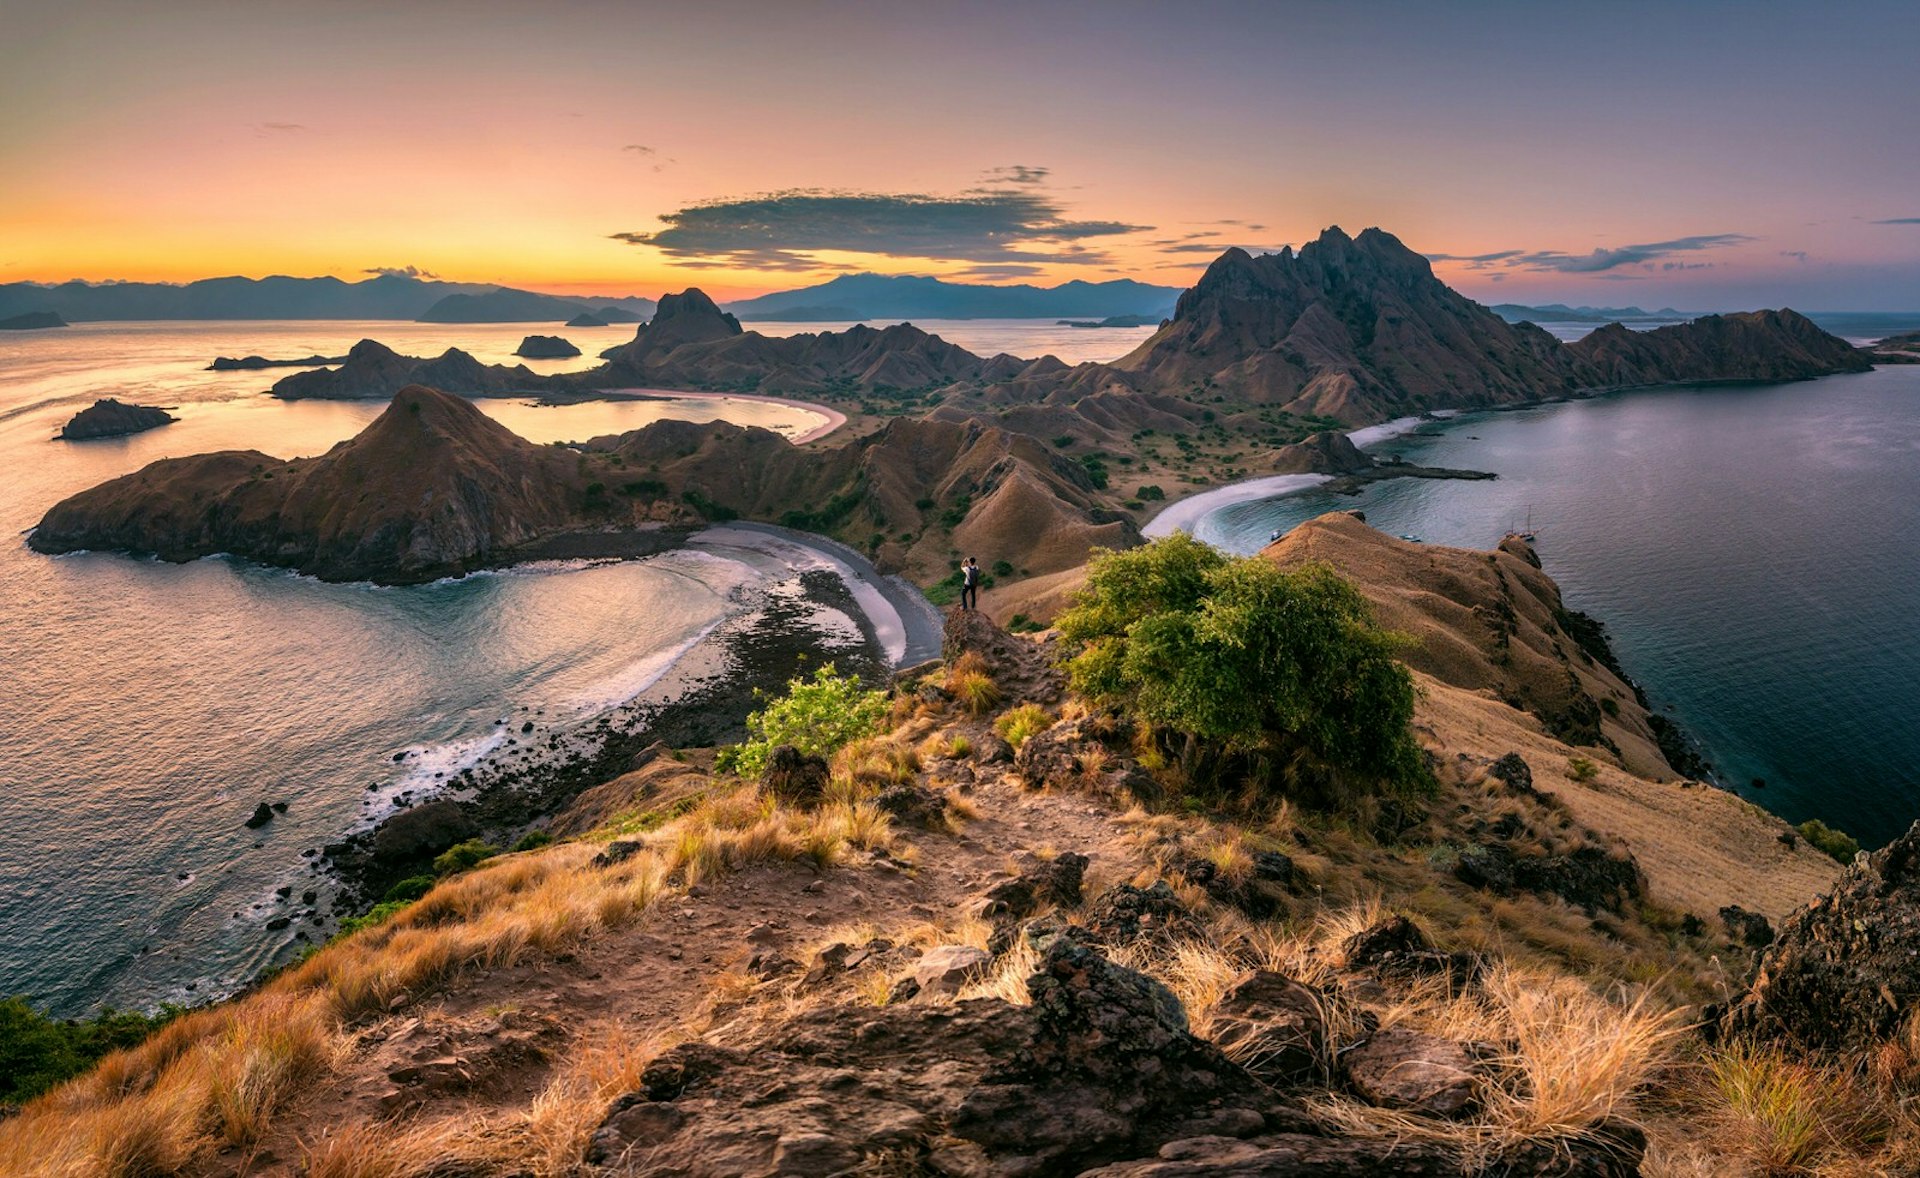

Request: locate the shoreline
(587, 386), (847, 444)
(1140, 411), (1461, 538)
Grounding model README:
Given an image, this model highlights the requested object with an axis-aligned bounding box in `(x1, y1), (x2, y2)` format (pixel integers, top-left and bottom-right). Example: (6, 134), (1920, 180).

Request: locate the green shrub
(992, 560), (1014, 578)
(1007, 613), (1047, 634)
(995, 703), (1053, 751)
(0, 997), (176, 1104)
(511, 830), (554, 853)
(1797, 818), (1860, 863)
(432, 839), (500, 877)
(716, 663), (888, 778)
(1055, 533), (1427, 802)
(1568, 756), (1599, 783)
(337, 899), (412, 938)
(381, 875), (436, 904)
(680, 489), (738, 521)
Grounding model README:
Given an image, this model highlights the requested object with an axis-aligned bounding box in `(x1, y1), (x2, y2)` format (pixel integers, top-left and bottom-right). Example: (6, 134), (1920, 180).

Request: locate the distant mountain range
(1490, 303), (1691, 324)
(0, 275), (656, 324)
(718, 273), (1182, 322)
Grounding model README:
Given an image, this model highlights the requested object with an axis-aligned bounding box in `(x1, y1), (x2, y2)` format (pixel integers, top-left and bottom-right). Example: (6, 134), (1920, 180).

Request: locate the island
(564, 311), (608, 328)
(1056, 313), (1160, 328)
(513, 334), (582, 359)
(57, 398), (176, 440)
(207, 353), (346, 371)
(0, 311), (68, 330)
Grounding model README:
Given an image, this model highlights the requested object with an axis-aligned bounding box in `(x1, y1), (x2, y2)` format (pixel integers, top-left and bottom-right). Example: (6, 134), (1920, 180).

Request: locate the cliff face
(1106, 228), (1579, 421)
(31, 386), (584, 582)
(1565, 309), (1873, 387)
(271, 340), (546, 400)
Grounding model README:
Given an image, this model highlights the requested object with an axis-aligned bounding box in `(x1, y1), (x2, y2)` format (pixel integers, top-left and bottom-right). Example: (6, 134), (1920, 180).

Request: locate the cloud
(258, 122), (306, 133)
(952, 263), (1049, 280)
(623, 144), (655, 155)
(362, 264), (439, 279)
(982, 165), (1049, 185)
(1780, 250), (1809, 263)
(612, 180), (1150, 269)
(1874, 217), (1920, 225)
(1429, 234), (1752, 274)
(1158, 242), (1292, 256)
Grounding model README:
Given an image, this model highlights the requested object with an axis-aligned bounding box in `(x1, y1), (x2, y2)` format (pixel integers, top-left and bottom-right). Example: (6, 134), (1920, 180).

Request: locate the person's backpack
(963, 564), (979, 587)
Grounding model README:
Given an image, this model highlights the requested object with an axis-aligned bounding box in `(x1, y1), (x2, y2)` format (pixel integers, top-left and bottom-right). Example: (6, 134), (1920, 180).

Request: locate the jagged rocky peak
(648, 288), (742, 339)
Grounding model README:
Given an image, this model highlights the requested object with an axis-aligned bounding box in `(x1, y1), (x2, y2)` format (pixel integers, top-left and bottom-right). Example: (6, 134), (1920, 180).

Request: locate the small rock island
(1, 311), (69, 330)
(58, 398), (177, 441)
(514, 334), (582, 359)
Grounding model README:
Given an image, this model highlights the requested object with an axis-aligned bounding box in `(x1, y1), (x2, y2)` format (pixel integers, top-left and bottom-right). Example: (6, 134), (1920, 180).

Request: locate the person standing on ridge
(960, 556), (981, 611)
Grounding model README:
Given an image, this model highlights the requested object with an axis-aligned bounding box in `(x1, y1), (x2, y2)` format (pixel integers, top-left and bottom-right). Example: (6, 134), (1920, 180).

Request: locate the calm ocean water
(0, 317), (1148, 1017)
(1197, 365), (1920, 849)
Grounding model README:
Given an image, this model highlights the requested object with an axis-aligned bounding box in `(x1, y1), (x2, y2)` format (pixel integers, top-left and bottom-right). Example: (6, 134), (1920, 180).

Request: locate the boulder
(371, 800), (476, 868)
(1456, 842), (1644, 915)
(1342, 916), (1483, 985)
(1719, 904), (1775, 949)
(244, 802), (275, 829)
(943, 607), (1065, 704)
(760, 744), (829, 806)
(1342, 1028), (1480, 1118)
(1082, 881), (1204, 947)
(872, 782), (948, 828)
(1720, 820), (1920, 1055)
(981, 851), (1089, 921)
(1205, 971), (1327, 1084)
(912, 945), (991, 996)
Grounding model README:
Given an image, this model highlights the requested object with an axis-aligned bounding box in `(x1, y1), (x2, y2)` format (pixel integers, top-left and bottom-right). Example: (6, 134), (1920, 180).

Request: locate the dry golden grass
(994, 703), (1052, 751)
(0, 774), (916, 1171)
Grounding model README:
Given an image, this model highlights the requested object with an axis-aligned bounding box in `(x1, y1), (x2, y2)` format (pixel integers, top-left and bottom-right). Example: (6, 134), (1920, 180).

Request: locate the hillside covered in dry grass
(11, 519), (1913, 1178)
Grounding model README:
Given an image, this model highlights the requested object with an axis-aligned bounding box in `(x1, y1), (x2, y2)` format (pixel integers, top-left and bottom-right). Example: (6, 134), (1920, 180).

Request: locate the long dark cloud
(612, 175), (1149, 269)
(363, 264), (438, 279)
(1428, 234), (1752, 274)
(1874, 217), (1920, 225)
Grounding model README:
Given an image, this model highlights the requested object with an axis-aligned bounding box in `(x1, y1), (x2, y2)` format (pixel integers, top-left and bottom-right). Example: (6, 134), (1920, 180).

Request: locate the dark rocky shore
(314, 566), (890, 917)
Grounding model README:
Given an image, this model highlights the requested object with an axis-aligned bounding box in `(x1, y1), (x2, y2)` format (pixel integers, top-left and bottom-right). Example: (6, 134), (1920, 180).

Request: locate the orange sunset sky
(4, 0), (1918, 308)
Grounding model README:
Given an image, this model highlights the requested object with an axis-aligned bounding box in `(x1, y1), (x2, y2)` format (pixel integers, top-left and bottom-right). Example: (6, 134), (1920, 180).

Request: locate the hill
(589, 288), (1061, 396)
(0, 531), (1864, 1176)
(1491, 303), (1688, 324)
(270, 340), (548, 400)
(29, 387), (586, 582)
(724, 272), (1182, 321)
(1566, 309), (1875, 386)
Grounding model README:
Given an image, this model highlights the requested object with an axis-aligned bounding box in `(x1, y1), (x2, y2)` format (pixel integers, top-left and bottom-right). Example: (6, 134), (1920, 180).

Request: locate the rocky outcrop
(1720, 820), (1920, 1055)
(57, 398), (176, 440)
(565, 311), (608, 328)
(586, 940), (1282, 1176)
(513, 334), (580, 359)
(271, 339), (545, 400)
(31, 385), (585, 582)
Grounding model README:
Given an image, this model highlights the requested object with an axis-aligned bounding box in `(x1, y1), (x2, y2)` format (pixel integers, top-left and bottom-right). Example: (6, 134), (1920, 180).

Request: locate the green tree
(717, 663), (888, 778)
(1056, 534), (1428, 803)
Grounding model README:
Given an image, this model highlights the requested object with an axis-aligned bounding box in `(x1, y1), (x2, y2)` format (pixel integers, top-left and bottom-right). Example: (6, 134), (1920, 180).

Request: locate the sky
(3, 0), (1918, 309)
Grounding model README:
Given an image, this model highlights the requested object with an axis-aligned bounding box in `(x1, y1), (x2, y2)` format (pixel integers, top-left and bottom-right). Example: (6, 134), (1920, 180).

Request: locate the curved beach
(598, 387), (848, 444)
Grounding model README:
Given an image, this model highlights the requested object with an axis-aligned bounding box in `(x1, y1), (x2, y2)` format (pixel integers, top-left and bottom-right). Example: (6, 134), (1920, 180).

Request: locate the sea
(3, 310), (1915, 1016)
(0, 317), (1158, 1017)
(1187, 317), (1920, 852)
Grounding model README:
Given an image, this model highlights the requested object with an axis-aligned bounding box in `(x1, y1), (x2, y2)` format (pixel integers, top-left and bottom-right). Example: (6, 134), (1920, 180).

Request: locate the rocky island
(56, 398), (176, 440)
(0, 310), (68, 330)
(513, 333), (581, 358)
(207, 353), (346, 371)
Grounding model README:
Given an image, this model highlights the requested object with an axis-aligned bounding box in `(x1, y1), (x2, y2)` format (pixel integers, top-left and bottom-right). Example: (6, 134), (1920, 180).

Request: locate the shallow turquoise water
(1201, 367), (1920, 848)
